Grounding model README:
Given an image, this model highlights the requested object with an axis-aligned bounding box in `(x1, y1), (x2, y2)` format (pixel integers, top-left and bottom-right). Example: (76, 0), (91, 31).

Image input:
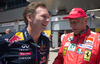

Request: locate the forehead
(35, 7), (49, 14)
(69, 17), (84, 22)
(69, 17), (83, 20)
(6, 29), (10, 31)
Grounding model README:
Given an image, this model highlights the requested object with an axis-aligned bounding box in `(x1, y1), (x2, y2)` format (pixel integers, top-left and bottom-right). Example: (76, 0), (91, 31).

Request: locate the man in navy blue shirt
(0, 2), (50, 64)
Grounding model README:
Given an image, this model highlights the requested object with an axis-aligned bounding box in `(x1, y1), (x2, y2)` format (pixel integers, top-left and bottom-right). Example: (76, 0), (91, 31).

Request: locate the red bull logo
(8, 35), (21, 46)
(5, 38), (9, 42)
(40, 56), (46, 64)
(8, 32), (24, 46)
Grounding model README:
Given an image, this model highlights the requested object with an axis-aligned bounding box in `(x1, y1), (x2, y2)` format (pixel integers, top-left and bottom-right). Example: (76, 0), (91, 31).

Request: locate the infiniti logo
(21, 44), (30, 48)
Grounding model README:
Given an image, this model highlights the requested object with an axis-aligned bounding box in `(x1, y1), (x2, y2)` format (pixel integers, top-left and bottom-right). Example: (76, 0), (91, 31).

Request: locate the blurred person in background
(5, 28), (11, 34)
(61, 30), (67, 42)
(0, 29), (12, 64)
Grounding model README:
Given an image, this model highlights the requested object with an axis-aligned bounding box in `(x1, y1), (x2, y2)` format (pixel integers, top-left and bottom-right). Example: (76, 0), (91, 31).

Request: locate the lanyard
(36, 48), (38, 64)
(30, 40), (43, 64)
(30, 40), (43, 50)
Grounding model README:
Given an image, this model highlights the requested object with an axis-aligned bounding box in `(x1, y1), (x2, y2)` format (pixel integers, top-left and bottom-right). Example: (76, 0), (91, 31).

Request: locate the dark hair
(23, 2), (46, 26)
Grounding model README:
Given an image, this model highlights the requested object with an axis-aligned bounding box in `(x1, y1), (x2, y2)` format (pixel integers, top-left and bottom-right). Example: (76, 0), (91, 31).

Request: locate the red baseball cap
(63, 8), (87, 19)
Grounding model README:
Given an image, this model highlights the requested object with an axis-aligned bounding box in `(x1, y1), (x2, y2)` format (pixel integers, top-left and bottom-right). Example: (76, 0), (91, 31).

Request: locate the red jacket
(53, 28), (100, 64)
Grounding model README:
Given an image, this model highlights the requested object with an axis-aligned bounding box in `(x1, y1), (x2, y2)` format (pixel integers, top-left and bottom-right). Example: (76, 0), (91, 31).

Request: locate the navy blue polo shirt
(0, 27), (50, 64)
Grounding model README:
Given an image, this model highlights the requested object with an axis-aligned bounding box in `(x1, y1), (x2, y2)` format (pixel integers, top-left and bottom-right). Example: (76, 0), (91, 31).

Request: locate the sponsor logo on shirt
(15, 32), (24, 41)
(19, 52), (32, 56)
(84, 49), (92, 61)
(21, 44), (30, 48)
(40, 56), (46, 64)
(19, 57), (31, 60)
(9, 32), (24, 46)
(67, 36), (74, 41)
(9, 35), (21, 46)
(77, 48), (83, 54)
(78, 43), (93, 49)
(68, 43), (76, 51)
(5, 38), (9, 42)
(84, 37), (94, 45)
(19, 44), (30, 52)
(40, 52), (46, 55)
(19, 48), (30, 51)
(63, 47), (67, 56)
(64, 42), (70, 47)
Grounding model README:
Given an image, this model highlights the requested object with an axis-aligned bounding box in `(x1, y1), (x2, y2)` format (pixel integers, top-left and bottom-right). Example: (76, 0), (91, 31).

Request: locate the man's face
(69, 17), (87, 34)
(30, 6), (50, 32)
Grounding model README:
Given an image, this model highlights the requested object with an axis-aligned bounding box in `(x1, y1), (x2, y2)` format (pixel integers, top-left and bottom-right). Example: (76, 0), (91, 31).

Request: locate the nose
(46, 18), (49, 22)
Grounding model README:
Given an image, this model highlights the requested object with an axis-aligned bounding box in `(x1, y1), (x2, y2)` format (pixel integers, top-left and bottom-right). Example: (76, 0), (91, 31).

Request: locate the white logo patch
(68, 43), (76, 51)
(84, 36), (94, 45)
(78, 43), (93, 49)
(67, 36), (74, 41)
(64, 42), (70, 46)
(21, 44), (30, 48)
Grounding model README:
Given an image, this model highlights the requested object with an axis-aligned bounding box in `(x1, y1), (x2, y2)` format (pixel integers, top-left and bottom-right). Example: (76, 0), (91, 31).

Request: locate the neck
(27, 26), (41, 43)
(80, 26), (88, 34)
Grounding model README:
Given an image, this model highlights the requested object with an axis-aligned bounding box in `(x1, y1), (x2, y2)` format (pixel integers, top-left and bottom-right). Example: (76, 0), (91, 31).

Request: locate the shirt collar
(21, 27), (44, 42)
(80, 25), (89, 35)
(21, 27), (31, 41)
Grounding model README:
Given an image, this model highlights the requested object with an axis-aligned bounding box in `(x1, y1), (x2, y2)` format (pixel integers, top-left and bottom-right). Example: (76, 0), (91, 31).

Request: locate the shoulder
(61, 34), (65, 37)
(90, 31), (100, 42)
(66, 32), (74, 37)
(62, 32), (74, 42)
(0, 36), (9, 49)
(96, 32), (100, 41)
(90, 31), (97, 35)
(41, 32), (50, 48)
(0, 36), (6, 42)
(42, 32), (49, 38)
(2, 31), (25, 45)
(41, 32), (49, 41)
(90, 31), (100, 37)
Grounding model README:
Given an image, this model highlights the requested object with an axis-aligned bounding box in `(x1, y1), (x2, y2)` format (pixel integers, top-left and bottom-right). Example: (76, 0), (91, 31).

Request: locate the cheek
(70, 23), (77, 27)
(35, 18), (42, 24)
(70, 23), (72, 27)
(80, 23), (85, 27)
(47, 20), (49, 24)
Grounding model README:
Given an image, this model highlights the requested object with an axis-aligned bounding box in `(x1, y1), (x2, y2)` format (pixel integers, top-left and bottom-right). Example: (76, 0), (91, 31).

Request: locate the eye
(42, 15), (47, 18)
(70, 21), (78, 24)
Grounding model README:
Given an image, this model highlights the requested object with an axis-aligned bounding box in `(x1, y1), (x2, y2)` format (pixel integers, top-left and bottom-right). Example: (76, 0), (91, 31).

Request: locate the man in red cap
(53, 8), (100, 64)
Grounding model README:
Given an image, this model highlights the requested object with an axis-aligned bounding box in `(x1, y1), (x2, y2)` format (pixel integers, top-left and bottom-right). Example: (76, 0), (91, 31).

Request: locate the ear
(26, 13), (32, 22)
(84, 17), (87, 22)
(84, 17), (87, 24)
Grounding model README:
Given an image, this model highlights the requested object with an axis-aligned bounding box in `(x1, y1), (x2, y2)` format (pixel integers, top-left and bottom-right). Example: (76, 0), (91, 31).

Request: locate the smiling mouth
(42, 24), (46, 27)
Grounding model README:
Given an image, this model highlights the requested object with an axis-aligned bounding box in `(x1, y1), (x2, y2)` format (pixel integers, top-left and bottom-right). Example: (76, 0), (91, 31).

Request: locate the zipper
(76, 35), (80, 64)
(36, 47), (38, 64)
(77, 35), (80, 43)
(77, 39), (79, 43)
